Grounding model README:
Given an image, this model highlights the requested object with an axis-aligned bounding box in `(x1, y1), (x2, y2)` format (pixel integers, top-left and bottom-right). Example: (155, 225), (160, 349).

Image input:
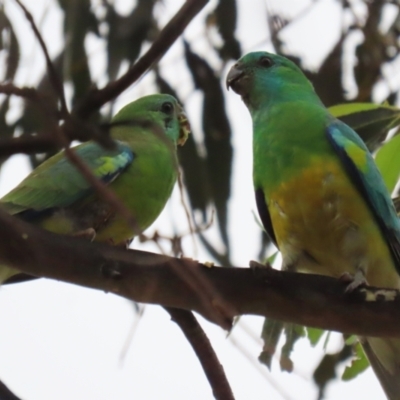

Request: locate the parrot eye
(161, 101), (174, 114)
(259, 56), (273, 68)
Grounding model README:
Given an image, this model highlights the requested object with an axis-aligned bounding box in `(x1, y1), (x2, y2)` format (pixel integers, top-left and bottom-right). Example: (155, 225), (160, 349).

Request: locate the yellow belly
(268, 159), (399, 289)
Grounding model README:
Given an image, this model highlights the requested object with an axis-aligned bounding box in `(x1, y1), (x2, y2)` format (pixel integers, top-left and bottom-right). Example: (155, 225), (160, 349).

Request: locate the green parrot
(227, 52), (400, 399)
(0, 93), (190, 284)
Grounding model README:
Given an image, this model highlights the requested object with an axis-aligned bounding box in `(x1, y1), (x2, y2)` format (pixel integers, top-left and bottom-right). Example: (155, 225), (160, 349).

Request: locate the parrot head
(112, 94), (190, 146)
(226, 51), (317, 112)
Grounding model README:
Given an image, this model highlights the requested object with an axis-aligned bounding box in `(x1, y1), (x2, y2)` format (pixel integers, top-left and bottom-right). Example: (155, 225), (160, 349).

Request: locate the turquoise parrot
(0, 94), (190, 283)
(227, 52), (400, 399)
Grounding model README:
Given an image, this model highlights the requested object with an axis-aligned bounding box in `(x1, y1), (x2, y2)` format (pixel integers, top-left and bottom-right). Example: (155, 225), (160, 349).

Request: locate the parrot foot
(339, 269), (367, 293)
(72, 228), (96, 242)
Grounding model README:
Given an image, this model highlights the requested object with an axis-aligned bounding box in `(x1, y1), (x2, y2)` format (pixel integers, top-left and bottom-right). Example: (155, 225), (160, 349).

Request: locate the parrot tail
(361, 337), (400, 400)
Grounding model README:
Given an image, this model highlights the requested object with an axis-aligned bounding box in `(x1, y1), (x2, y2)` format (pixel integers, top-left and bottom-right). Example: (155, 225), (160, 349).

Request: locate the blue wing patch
(1, 141), (134, 220)
(326, 120), (400, 273)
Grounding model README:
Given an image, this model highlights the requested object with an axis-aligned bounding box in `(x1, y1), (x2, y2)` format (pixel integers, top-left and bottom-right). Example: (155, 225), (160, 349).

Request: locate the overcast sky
(0, 0), (389, 399)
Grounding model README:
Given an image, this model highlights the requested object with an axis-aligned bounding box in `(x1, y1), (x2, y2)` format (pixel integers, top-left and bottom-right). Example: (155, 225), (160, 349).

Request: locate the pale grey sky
(0, 0), (388, 399)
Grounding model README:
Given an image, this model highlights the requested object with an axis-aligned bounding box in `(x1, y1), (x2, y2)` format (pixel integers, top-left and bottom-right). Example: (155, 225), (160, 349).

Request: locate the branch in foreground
(165, 307), (235, 400)
(73, 0), (209, 119)
(2, 209), (400, 337)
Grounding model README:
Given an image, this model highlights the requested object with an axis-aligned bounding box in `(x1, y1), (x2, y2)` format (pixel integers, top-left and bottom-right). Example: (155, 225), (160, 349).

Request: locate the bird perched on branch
(0, 94), (190, 284)
(227, 51), (400, 400)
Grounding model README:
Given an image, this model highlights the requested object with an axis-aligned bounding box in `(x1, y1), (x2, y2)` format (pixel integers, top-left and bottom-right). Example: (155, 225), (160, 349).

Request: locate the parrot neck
(250, 87), (322, 118)
(245, 70), (323, 116)
(111, 122), (175, 150)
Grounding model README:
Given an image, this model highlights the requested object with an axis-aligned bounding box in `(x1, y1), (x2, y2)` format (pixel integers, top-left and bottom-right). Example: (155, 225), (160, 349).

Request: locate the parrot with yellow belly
(227, 51), (400, 399)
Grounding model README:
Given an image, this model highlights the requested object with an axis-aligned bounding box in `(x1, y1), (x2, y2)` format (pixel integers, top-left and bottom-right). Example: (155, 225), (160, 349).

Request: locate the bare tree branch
(2, 208), (400, 337)
(165, 307), (235, 400)
(73, 0), (209, 119)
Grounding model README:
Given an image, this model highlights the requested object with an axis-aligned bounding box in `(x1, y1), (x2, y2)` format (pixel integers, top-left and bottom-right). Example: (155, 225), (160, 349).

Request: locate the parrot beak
(226, 64), (245, 93)
(177, 105), (191, 146)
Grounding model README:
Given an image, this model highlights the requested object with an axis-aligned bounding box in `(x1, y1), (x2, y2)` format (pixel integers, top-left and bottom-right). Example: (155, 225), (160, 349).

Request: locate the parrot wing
(255, 188), (278, 248)
(326, 120), (400, 273)
(1, 141), (134, 218)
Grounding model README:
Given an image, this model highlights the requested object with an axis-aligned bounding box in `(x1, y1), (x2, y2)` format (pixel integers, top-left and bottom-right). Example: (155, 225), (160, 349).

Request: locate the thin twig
(119, 305), (146, 365)
(73, 0), (209, 118)
(14, 0), (69, 118)
(0, 83), (40, 101)
(0, 135), (57, 158)
(177, 170), (197, 254)
(165, 307), (235, 400)
(0, 379), (23, 400)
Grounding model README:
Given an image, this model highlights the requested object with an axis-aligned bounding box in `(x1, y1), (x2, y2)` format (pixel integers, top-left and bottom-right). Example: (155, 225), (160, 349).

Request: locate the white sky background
(0, 0), (391, 399)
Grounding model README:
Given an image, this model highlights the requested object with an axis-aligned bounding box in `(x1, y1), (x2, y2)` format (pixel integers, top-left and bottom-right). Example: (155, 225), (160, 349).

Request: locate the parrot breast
(267, 158), (399, 289)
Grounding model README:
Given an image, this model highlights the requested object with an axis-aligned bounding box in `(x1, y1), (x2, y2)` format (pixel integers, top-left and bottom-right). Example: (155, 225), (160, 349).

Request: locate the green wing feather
(1, 141), (134, 217)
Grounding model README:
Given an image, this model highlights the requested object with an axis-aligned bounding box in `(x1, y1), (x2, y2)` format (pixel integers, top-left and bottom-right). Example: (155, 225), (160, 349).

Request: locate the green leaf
(266, 251), (278, 265)
(59, 0), (98, 105)
(184, 41), (233, 254)
(104, 0), (156, 81)
(342, 342), (370, 381)
(258, 229), (274, 263)
(306, 327), (325, 347)
(313, 342), (353, 398)
(344, 335), (358, 346)
(210, 0), (241, 61)
(280, 324), (305, 372)
(375, 134), (400, 193)
(323, 331), (331, 350)
(329, 103), (400, 151)
(258, 318), (284, 370)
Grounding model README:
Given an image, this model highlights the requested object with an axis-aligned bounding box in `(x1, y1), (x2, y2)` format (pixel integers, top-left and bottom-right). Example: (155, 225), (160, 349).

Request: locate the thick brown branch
(73, 0), (209, 119)
(165, 307), (235, 400)
(2, 208), (400, 337)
